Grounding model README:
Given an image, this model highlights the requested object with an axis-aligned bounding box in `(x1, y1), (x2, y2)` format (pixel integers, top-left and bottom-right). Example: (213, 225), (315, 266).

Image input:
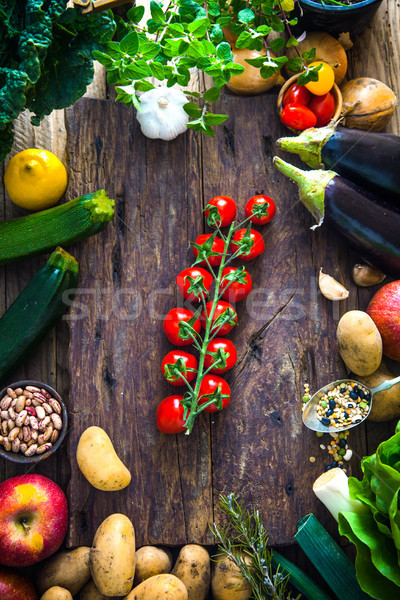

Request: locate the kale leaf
(0, 1), (116, 161)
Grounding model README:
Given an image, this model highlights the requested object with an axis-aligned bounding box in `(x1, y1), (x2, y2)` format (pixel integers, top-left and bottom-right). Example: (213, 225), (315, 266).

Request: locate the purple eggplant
(276, 125), (400, 205)
(273, 156), (400, 279)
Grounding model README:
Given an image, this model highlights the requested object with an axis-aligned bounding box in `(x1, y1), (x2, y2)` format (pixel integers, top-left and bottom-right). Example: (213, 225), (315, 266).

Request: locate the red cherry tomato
(204, 338), (237, 374)
(198, 374), (231, 413)
(219, 267), (252, 303)
(245, 195), (276, 225)
(205, 196), (237, 228)
(282, 83), (311, 108)
(231, 229), (265, 261)
(308, 92), (335, 127)
(192, 234), (225, 267)
(161, 350), (198, 386)
(156, 395), (186, 433)
(176, 267), (213, 302)
(200, 300), (237, 336)
(280, 103), (317, 131)
(163, 308), (201, 346)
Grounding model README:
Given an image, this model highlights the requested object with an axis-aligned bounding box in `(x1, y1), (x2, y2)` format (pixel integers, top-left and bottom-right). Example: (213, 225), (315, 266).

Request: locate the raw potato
(171, 544), (210, 600)
(90, 513), (136, 597)
(337, 310), (382, 376)
(40, 587), (73, 600)
(79, 579), (120, 600)
(211, 554), (252, 600)
(124, 573), (188, 600)
(134, 546), (173, 585)
(36, 546), (91, 596)
(76, 426), (131, 491)
(357, 361), (400, 422)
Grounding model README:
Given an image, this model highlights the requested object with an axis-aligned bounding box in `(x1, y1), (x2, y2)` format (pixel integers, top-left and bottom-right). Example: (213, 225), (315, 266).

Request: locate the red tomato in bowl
(161, 350), (198, 386)
(308, 92), (335, 127)
(205, 196), (237, 228)
(280, 103), (317, 131)
(163, 308), (201, 346)
(219, 267), (252, 303)
(198, 374), (231, 412)
(200, 300), (237, 336)
(231, 229), (265, 261)
(282, 83), (311, 107)
(176, 267), (213, 302)
(245, 195), (276, 225)
(204, 338), (237, 374)
(192, 234), (225, 267)
(156, 395), (186, 433)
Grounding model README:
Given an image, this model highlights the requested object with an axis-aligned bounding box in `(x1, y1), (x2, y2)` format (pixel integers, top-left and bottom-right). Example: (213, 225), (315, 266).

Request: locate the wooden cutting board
(65, 93), (356, 548)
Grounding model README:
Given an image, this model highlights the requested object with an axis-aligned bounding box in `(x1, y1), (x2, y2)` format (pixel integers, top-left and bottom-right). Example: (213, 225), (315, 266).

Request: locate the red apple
(0, 474), (68, 567)
(367, 280), (400, 361)
(0, 566), (38, 600)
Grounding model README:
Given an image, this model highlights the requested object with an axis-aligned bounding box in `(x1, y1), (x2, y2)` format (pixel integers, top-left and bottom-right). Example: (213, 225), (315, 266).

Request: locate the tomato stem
(184, 222), (235, 434)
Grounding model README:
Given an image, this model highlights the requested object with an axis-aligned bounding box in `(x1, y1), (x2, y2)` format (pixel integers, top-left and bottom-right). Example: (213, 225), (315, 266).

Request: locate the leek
(313, 468), (369, 521)
(295, 514), (371, 600)
(272, 551), (334, 600)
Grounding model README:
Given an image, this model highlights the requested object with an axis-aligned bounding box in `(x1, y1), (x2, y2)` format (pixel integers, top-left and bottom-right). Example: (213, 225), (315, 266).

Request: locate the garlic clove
(352, 263), (386, 287)
(319, 268), (349, 300)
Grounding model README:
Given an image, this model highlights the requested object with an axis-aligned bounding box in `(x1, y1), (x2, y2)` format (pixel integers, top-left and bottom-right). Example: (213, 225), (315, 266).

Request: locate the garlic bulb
(319, 268), (349, 300)
(136, 87), (189, 141)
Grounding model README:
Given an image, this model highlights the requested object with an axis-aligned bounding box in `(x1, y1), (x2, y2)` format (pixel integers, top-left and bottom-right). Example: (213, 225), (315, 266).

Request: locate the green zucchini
(0, 247), (79, 384)
(0, 190), (115, 265)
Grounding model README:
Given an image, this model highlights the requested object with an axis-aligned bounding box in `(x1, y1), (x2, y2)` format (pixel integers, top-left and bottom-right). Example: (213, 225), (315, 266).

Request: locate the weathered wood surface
(0, 0), (398, 556)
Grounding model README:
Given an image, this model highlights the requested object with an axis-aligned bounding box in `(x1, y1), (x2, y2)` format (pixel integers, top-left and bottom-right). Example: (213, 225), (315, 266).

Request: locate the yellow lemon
(4, 148), (68, 211)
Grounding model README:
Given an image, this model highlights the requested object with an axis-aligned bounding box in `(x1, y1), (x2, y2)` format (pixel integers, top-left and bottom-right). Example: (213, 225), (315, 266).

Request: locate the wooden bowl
(0, 381), (67, 464)
(277, 73), (343, 132)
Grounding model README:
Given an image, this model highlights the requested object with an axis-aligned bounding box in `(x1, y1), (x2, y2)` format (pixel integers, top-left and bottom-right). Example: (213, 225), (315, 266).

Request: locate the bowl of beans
(0, 381), (67, 464)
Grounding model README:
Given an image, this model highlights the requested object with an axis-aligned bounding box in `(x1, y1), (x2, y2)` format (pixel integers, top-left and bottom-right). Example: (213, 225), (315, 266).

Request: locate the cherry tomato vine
(158, 195), (275, 435)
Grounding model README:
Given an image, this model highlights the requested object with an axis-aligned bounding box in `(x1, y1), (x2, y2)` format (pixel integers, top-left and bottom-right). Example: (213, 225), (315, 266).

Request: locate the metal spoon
(302, 376), (400, 434)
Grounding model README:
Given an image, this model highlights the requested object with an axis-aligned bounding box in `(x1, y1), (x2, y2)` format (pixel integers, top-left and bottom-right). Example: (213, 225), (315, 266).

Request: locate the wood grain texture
(63, 93), (361, 547)
(0, 0), (398, 559)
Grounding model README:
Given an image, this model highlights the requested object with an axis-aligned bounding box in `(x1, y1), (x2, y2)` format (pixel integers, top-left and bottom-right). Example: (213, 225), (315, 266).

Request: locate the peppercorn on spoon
(302, 376), (400, 434)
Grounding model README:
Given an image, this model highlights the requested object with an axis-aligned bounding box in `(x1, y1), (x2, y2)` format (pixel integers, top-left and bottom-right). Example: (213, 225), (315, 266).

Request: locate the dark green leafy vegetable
(0, 1), (116, 161)
(337, 422), (400, 599)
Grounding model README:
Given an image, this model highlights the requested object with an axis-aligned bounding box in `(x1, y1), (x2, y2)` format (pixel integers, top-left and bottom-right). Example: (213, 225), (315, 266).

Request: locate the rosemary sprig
(211, 493), (301, 600)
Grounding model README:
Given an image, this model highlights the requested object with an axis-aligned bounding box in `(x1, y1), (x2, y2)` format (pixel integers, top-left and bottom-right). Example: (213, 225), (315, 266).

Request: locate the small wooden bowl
(0, 381), (68, 465)
(277, 73), (343, 131)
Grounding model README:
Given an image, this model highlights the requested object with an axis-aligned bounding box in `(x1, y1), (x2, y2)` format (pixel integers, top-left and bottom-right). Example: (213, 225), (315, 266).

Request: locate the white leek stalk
(313, 468), (369, 522)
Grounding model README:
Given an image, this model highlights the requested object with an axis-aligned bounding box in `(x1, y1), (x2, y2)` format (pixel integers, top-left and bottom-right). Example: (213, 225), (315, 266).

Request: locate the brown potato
(79, 579), (120, 600)
(90, 513), (136, 597)
(134, 546), (173, 585)
(171, 544), (210, 600)
(337, 310), (382, 376)
(357, 361), (400, 422)
(36, 546), (91, 596)
(211, 554), (252, 600)
(40, 587), (73, 600)
(124, 574), (188, 600)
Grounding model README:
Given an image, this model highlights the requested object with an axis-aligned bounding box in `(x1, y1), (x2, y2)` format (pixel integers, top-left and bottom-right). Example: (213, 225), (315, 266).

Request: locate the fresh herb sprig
(94, 0), (319, 137)
(211, 493), (301, 600)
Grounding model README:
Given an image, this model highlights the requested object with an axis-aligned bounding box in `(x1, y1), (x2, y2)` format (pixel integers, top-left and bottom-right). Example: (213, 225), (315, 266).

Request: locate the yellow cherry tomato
(305, 61), (335, 96)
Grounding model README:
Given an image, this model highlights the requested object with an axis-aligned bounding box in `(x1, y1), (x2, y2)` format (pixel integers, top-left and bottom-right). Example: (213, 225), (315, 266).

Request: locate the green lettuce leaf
(339, 512), (400, 600)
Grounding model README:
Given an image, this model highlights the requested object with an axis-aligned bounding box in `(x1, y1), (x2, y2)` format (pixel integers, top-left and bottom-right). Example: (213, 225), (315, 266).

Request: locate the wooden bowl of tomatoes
(277, 71), (343, 132)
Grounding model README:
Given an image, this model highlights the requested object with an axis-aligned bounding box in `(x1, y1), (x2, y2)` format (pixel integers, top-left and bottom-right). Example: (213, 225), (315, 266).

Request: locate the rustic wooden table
(1, 0), (399, 578)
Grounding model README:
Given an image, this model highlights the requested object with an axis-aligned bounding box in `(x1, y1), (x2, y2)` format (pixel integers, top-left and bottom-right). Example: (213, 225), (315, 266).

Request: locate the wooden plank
(63, 93), (362, 547)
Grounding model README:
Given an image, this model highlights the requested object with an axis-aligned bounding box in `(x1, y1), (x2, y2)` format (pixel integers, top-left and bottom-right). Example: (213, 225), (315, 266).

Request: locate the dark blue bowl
(294, 0), (384, 38)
